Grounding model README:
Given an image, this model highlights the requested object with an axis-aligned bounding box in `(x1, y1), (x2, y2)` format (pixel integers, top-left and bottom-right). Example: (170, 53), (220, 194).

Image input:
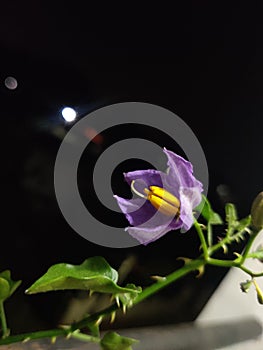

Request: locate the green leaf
(253, 250), (263, 260)
(26, 257), (142, 296)
(195, 195), (223, 225)
(225, 203), (238, 227)
(247, 245), (263, 261)
(115, 284), (142, 310)
(0, 270), (21, 301)
(225, 203), (251, 239)
(0, 278), (10, 301)
(100, 331), (138, 350)
(236, 215), (251, 231)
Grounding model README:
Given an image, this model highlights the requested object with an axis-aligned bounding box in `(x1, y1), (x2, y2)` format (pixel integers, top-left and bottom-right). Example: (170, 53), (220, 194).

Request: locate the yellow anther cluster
(144, 186), (180, 217)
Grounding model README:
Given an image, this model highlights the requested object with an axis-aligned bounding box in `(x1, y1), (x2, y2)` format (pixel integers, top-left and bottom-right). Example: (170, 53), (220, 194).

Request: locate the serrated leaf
(100, 331), (138, 350)
(195, 195), (223, 225)
(225, 203), (238, 227)
(26, 257), (141, 296)
(0, 270), (21, 301)
(225, 203), (251, 240)
(236, 216), (251, 231)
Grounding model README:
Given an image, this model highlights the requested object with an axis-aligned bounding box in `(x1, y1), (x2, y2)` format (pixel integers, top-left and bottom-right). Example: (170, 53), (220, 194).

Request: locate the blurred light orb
(4, 76), (18, 90)
(62, 107), (77, 122)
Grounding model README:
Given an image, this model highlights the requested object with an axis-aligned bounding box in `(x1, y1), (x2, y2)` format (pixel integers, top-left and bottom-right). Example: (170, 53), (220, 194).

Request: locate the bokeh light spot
(62, 107), (77, 122)
(4, 76), (18, 90)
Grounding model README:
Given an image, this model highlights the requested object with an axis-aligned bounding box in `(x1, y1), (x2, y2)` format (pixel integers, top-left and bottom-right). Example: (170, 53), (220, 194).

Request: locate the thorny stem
(194, 219), (209, 260)
(240, 229), (259, 264)
(0, 223), (261, 346)
(193, 220), (263, 276)
(133, 259), (205, 305)
(70, 330), (100, 343)
(208, 226), (251, 256)
(72, 259), (205, 330)
(0, 328), (68, 345)
(0, 260), (205, 345)
(207, 257), (263, 277)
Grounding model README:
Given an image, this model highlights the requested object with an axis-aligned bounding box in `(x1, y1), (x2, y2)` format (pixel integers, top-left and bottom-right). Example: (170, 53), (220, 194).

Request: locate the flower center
(131, 181), (180, 217)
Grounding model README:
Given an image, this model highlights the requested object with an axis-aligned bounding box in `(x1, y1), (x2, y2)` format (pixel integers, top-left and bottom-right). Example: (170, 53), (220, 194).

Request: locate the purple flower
(114, 148), (203, 245)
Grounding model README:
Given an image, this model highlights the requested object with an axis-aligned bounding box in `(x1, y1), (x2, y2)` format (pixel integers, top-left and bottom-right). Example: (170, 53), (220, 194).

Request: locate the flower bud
(253, 279), (263, 305)
(251, 192), (263, 229)
(240, 279), (252, 293)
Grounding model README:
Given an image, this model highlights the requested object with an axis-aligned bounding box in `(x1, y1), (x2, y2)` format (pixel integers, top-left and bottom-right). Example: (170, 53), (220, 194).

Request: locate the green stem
(194, 219), (209, 260)
(73, 259), (205, 330)
(71, 303), (117, 331)
(133, 259), (205, 305)
(226, 225), (234, 239)
(0, 222), (258, 346)
(70, 330), (100, 343)
(209, 226), (249, 256)
(239, 266), (263, 277)
(207, 257), (263, 278)
(207, 222), (212, 247)
(0, 301), (8, 339)
(0, 259), (206, 345)
(0, 328), (68, 345)
(0, 301), (123, 345)
(240, 228), (260, 264)
(207, 257), (239, 268)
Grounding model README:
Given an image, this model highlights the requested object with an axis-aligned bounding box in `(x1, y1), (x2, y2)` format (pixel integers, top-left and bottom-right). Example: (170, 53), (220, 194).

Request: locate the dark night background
(0, 2), (263, 333)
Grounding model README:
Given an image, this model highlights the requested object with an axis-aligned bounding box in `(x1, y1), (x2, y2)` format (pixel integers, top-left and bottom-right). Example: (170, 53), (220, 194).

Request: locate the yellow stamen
(144, 186), (180, 217)
(149, 186), (180, 208)
(131, 181), (180, 217)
